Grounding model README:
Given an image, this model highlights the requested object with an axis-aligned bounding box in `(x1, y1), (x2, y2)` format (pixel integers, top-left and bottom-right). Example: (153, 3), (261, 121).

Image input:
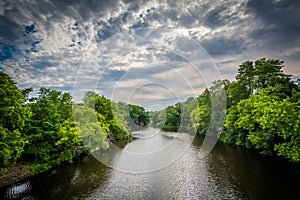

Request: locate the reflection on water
(1, 128), (299, 199)
(95, 128), (195, 173)
(4, 181), (32, 199)
(0, 156), (110, 200)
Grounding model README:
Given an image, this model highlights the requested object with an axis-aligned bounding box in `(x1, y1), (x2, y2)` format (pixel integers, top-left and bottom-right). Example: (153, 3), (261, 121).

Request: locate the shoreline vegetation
(1, 58), (300, 188)
(151, 58), (300, 163)
(0, 72), (150, 187)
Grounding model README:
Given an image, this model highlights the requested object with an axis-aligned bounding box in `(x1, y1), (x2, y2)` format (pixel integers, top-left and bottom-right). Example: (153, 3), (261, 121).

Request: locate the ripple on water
(4, 181), (32, 199)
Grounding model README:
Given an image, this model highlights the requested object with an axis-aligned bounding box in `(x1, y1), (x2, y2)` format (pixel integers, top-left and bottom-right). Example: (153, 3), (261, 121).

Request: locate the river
(1, 128), (299, 199)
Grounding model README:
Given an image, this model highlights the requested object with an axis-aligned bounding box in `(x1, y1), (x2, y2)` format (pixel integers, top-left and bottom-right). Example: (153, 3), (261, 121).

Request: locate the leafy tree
(180, 97), (199, 133)
(236, 60), (255, 96)
(73, 106), (109, 152)
(222, 58), (299, 150)
(225, 81), (249, 107)
(190, 80), (226, 137)
(117, 102), (131, 122)
(161, 104), (181, 132)
(23, 88), (73, 168)
(235, 58), (297, 98)
(253, 59), (290, 90)
(208, 80), (227, 137)
(128, 104), (150, 127)
(190, 88), (211, 135)
(150, 110), (167, 129)
(190, 105), (210, 135)
(222, 106), (253, 148)
(55, 120), (81, 164)
(83, 92), (130, 140)
(0, 72), (31, 175)
(234, 87), (300, 161)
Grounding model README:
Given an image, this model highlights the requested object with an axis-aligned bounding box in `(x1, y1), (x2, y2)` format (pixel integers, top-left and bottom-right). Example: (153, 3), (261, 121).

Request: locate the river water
(1, 128), (299, 199)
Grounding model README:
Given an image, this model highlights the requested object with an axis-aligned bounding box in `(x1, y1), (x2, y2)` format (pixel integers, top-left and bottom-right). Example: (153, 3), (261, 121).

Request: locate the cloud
(0, 0), (299, 109)
(247, 0), (300, 47)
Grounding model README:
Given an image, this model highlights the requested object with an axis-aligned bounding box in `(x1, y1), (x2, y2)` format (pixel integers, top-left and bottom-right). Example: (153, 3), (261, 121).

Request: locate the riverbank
(0, 163), (34, 188)
(0, 137), (133, 189)
(2, 129), (300, 199)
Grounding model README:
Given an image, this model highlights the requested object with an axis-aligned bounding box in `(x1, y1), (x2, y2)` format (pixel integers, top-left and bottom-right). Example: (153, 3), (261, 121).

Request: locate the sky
(0, 0), (300, 110)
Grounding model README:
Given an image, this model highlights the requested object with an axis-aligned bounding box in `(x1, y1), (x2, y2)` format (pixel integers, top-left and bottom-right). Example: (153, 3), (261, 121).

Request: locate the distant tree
(83, 92), (130, 140)
(73, 106), (109, 153)
(190, 89), (211, 135)
(180, 97), (199, 133)
(162, 105), (181, 132)
(128, 104), (150, 127)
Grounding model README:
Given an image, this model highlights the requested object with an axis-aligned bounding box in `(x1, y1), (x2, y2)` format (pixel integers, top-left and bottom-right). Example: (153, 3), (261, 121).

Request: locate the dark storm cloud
(0, 15), (22, 44)
(1, 0), (299, 55)
(0, 0), (125, 46)
(203, 4), (229, 28)
(201, 37), (247, 56)
(0, 0), (299, 104)
(31, 60), (60, 69)
(247, 0), (300, 48)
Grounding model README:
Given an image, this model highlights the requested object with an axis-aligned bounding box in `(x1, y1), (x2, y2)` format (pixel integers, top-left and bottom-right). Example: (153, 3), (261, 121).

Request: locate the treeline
(151, 58), (300, 162)
(0, 72), (149, 175)
(1, 58), (299, 176)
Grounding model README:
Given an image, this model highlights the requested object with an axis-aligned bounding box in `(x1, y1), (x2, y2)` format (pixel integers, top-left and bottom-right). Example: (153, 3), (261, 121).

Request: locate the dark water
(1, 128), (300, 199)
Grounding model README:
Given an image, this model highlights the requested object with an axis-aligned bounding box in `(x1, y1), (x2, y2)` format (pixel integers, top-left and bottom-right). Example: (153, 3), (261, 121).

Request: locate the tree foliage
(128, 104), (150, 127)
(0, 72), (31, 175)
(234, 87), (300, 161)
(149, 58), (300, 163)
(83, 92), (130, 140)
(1, 57), (299, 176)
(190, 89), (211, 135)
(22, 88), (75, 170)
(221, 58), (300, 162)
(73, 106), (109, 153)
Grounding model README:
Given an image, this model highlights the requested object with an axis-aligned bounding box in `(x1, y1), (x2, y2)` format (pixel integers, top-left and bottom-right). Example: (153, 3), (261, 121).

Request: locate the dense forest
(151, 58), (300, 163)
(0, 58), (299, 177)
(0, 74), (149, 175)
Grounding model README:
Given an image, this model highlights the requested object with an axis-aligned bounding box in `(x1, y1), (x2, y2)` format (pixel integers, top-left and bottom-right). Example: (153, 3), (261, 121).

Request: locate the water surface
(1, 128), (299, 199)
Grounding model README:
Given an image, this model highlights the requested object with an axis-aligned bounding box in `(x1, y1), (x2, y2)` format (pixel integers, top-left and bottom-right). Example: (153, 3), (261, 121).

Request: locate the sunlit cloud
(0, 0), (299, 109)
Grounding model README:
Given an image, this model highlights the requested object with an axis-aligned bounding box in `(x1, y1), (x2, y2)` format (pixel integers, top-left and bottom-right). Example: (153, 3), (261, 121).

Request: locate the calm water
(1, 128), (300, 199)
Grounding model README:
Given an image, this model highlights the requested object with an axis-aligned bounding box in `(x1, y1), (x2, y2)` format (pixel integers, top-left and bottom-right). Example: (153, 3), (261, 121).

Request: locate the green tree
(73, 106), (109, 152)
(128, 104), (150, 127)
(180, 97), (199, 133)
(55, 120), (81, 164)
(0, 72), (31, 175)
(236, 60), (255, 96)
(235, 58), (297, 98)
(234, 87), (300, 161)
(23, 88), (73, 169)
(190, 89), (211, 135)
(83, 92), (130, 140)
(222, 105), (253, 148)
(222, 58), (298, 149)
(253, 59), (290, 90)
(190, 105), (210, 135)
(150, 110), (167, 129)
(225, 81), (249, 107)
(161, 104), (181, 132)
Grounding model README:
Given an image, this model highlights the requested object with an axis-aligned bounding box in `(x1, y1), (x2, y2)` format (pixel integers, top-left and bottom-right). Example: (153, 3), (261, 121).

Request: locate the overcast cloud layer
(0, 0), (299, 109)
